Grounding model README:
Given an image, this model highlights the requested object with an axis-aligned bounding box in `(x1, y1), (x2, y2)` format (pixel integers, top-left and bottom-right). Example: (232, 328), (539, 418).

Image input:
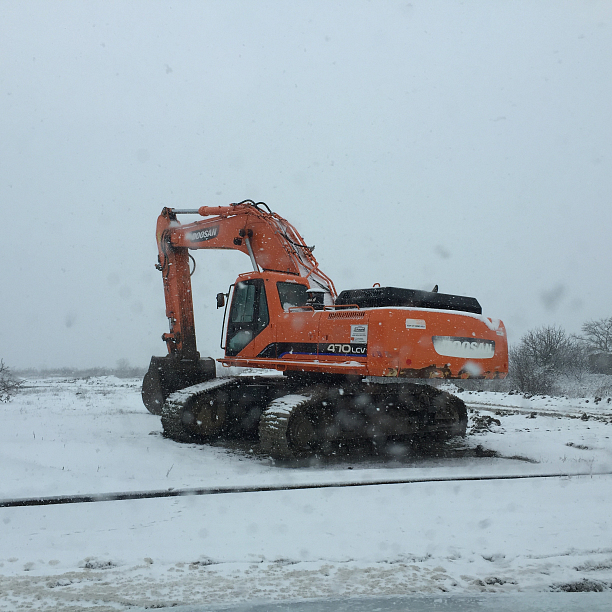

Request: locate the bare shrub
(563, 342), (589, 382)
(508, 326), (587, 394)
(520, 326), (573, 372)
(0, 360), (22, 402)
(509, 345), (554, 395)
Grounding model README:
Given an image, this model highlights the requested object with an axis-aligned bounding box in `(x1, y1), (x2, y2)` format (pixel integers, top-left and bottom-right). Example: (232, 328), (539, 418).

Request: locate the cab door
(225, 278), (271, 357)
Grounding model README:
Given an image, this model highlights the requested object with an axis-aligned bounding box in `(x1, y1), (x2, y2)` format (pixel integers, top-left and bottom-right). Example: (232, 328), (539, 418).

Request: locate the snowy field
(1, 375), (612, 610)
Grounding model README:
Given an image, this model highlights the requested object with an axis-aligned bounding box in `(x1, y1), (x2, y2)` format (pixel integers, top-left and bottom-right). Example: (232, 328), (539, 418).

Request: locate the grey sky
(1, 1), (611, 369)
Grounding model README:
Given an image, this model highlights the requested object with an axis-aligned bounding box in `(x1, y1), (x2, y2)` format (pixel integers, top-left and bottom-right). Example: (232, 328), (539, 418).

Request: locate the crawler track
(161, 378), (469, 458)
(161, 377), (240, 442)
(258, 391), (325, 458)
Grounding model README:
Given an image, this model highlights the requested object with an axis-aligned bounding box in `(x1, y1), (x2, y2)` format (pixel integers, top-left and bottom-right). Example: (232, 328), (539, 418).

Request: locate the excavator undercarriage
(158, 373), (467, 458)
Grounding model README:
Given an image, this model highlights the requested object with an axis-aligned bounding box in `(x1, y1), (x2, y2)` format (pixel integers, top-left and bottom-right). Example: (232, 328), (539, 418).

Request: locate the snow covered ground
(1, 376), (612, 610)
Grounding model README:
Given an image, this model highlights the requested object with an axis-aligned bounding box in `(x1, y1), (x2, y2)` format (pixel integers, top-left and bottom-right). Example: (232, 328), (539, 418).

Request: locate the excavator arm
(155, 200), (336, 359)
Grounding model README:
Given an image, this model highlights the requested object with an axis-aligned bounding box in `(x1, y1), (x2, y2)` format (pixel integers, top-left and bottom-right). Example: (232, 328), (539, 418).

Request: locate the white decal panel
(350, 324), (368, 344)
(405, 319), (426, 329)
(432, 336), (495, 359)
(187, 225), (219, 242)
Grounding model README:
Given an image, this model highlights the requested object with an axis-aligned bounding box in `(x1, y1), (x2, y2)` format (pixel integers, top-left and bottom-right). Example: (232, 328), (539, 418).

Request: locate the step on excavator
(142, 200), (508, 458)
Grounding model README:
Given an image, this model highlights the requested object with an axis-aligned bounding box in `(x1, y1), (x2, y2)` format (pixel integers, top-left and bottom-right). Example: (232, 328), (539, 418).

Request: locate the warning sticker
(350, 324), (368, 344)
(406, 319), (426, 329)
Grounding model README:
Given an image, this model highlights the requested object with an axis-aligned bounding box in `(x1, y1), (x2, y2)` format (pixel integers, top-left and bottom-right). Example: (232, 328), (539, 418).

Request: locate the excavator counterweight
(143, 200), (508, 458)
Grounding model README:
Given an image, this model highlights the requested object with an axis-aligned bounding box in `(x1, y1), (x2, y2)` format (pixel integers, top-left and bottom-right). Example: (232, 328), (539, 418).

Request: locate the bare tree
(574, 317), (612, 354)
(0, 360), (22, 402)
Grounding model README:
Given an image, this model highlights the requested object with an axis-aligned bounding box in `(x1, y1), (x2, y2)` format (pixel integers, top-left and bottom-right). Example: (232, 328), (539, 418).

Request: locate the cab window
(277, 282), (308, 311)
(226, 279), (269, 356)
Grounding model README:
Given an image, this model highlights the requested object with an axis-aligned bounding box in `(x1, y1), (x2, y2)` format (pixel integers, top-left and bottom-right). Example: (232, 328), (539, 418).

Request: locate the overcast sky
(1, 1), (611, 369)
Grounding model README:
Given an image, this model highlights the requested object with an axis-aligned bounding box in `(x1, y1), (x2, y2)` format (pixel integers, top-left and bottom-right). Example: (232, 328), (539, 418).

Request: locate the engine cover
(335, 287), (482, 315)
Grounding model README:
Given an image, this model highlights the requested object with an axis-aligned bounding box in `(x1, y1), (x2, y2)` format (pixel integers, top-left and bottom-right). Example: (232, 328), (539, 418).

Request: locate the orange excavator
(143, 200), (508, 458)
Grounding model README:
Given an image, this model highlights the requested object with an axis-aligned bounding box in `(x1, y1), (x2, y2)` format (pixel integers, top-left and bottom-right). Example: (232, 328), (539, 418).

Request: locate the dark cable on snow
(1, 471), (610, 509)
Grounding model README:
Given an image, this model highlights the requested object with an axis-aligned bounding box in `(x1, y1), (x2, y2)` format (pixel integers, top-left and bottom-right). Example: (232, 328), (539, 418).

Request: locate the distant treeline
(13, 363), (147, 379)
